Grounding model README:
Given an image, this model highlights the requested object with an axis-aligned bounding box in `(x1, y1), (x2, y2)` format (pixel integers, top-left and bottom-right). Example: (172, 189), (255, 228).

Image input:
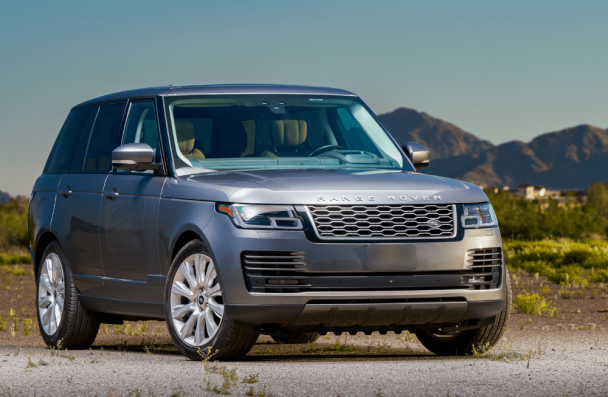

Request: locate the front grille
(461, 248), (502, 289)
(307, 204), (456, 239)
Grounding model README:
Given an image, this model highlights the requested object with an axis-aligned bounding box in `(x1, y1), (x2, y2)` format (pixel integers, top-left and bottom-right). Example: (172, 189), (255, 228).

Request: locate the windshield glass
(164, 95), (412, 175)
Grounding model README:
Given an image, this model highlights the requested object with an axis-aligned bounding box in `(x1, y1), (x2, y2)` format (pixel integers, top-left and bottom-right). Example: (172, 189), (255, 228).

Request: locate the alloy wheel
(38, 253), (65, 336)
(170, 254), (224, 347)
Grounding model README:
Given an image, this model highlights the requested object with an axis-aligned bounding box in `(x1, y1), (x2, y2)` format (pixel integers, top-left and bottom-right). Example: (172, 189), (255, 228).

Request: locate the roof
(74, 84), (357, 108)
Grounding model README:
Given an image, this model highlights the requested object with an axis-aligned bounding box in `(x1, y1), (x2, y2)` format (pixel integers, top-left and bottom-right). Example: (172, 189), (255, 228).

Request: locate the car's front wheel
(416, 269), (512, 356)
(165, 240), (259, 360)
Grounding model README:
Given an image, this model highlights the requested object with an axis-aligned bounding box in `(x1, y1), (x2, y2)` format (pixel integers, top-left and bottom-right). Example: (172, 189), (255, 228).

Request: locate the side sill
(79, 294), (165, 320)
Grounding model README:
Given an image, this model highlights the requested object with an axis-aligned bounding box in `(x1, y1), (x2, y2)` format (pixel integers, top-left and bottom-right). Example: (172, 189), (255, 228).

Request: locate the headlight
(461, 203), (498, 229)
(216, 204), (304, 230)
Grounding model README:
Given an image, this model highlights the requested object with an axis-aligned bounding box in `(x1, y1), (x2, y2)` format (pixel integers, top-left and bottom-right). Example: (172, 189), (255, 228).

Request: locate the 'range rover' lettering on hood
(316, 195), (442, 202)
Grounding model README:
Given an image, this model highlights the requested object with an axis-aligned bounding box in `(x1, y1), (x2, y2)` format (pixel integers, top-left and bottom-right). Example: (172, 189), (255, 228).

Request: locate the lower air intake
(462, 247), (502, 290)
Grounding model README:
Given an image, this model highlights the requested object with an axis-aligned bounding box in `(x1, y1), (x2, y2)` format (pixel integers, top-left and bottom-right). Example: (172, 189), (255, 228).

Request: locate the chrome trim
(305, 204), (457, 240)
(248, 286), (500, 298)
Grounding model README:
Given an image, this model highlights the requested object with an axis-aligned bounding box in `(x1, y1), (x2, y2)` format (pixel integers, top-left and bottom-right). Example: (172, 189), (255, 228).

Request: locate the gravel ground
(2, 268), (608, 396)
(1, 325), (608, 397)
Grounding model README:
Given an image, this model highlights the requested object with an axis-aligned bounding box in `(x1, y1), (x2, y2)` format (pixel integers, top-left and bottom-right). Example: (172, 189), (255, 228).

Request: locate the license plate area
(366, 244), (417, 271)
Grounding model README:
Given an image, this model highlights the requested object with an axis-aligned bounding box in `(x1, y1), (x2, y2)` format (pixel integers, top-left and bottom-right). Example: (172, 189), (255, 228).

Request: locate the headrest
(272, 120), (307, 146)
(211, 120), (248, 157)
(175, 119), (195, 153)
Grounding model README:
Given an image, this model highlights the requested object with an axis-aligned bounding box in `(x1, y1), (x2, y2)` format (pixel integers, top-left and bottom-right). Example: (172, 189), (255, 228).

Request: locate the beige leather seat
(175, 119), (205, 159)
(260, 120), (307, 157)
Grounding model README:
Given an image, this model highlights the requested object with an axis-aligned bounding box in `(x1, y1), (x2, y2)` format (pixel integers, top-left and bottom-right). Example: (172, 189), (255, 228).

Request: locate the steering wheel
(308, 145), (346, 157)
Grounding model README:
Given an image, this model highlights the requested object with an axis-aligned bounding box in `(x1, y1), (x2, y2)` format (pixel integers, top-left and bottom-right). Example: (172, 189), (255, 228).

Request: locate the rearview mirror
(402, 142), (430, 171)
(112, 143), (160, 171)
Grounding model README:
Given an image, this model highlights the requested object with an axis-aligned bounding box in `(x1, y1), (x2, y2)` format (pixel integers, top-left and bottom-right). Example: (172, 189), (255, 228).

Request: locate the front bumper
(202, 212), (507, 333)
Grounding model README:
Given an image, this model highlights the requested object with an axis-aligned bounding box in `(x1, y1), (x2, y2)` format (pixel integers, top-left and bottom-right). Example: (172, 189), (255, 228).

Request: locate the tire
(272, 332), (320, 344)
(36, 241), (100, 349)
(416, 268), (512, 356)
(165, 240), (259, 361)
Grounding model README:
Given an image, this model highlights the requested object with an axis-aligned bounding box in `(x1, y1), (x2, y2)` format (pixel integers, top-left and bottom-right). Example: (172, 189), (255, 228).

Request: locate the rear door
(52, 102), (126, 310)
(33, 105), (98, 265)
(99, 99), (166, 309)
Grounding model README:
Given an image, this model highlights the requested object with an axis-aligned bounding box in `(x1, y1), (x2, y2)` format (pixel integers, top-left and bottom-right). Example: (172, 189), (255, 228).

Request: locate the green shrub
(514, 293), (558, 317)
(504, 240), (608, 285)
(563, 248), (594, 266)
(550, 265), (587, 286)
(0, 197), (29, 251)
(0, 254), (31, 265)
(589, 268), (608, 283)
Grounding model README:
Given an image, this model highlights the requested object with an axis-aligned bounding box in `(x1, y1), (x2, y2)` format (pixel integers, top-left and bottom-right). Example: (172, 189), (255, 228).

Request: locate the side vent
(462, 247), (502, 290)
(241, 251), (310, 293)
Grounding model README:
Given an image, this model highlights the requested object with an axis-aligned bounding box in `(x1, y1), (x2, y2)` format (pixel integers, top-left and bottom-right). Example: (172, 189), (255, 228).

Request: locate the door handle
(59, 188), (72, 197)
(104, 190), (119, 200)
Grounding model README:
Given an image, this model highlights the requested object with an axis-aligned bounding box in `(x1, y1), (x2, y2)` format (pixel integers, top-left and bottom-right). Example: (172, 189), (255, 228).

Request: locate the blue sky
(1, 1), (607, 195)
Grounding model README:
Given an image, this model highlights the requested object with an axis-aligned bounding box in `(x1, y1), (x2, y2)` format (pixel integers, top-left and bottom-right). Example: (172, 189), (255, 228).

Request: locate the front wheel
(165, 240), (259, 360)
(416, 268), (512, 356)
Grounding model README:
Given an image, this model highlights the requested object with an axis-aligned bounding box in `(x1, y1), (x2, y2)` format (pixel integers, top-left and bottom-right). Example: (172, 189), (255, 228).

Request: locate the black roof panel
(74, 84), (357, 108)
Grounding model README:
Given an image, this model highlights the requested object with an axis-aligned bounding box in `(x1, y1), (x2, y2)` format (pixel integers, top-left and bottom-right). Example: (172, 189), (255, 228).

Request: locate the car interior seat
(175, 119), (205, 159)
(260, 120), (307, 157)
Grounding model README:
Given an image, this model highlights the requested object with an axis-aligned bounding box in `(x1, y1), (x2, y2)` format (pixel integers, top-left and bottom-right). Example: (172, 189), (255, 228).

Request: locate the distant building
(517, 184), (535, 199)
(509, 184), (587, 209)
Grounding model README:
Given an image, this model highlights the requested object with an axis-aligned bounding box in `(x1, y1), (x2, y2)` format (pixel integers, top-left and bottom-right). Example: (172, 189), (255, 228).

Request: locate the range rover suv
(29, 85), (510, 360)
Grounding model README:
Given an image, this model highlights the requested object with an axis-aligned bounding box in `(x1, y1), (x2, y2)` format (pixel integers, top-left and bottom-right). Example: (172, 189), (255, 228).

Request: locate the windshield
(164, 95), (412, 175)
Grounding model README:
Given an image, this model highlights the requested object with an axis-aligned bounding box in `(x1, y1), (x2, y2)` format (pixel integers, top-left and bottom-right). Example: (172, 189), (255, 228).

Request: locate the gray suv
(29, 85), (510, 360)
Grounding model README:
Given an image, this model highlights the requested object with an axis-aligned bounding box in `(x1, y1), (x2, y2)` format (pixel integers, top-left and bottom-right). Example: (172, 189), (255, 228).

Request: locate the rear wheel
(416, 269), (512, 356)
(165, 240), (259, 360)
(37, 241), (100, 349)
(272, 332), (320, 344)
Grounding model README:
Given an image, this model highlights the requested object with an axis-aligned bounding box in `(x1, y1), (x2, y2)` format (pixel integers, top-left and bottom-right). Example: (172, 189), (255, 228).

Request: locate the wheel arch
(171, 230), (204, 264)
(166, 226), (216, 275)
(33, 229), (60, 278)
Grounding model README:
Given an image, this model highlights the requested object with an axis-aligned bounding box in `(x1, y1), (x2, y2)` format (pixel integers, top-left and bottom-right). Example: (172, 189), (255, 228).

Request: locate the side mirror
(112, 143), (160, 171)
(402, 142), (430, 171)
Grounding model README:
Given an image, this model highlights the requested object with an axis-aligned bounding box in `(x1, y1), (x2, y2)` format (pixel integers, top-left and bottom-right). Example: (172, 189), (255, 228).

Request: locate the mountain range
(377, 108), (608, 190)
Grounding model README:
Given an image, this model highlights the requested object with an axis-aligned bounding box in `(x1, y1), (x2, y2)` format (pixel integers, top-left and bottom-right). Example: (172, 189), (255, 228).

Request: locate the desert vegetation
(486, 183), (608, 240)
(0, 196), (30, 264)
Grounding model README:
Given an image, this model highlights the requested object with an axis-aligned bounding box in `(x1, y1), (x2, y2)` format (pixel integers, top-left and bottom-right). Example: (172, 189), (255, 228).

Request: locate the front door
(99, 100), (166, 307)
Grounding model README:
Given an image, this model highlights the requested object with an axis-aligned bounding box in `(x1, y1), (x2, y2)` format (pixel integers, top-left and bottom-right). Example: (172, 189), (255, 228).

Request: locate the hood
(161, 168), (488, 205)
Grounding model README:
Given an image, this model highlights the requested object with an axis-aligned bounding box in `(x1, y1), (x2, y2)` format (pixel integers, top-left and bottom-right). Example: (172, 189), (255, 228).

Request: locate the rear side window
(43, 105), (97, 174)
(83, 103), (125, 173)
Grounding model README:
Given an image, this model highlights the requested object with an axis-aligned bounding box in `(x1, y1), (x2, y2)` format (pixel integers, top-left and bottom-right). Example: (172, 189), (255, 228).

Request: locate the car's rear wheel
(416, 268), (512, 356)
(272, 332), (320, 344)
(165, 240), (259, 360)
(37, 241), (100, 349)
